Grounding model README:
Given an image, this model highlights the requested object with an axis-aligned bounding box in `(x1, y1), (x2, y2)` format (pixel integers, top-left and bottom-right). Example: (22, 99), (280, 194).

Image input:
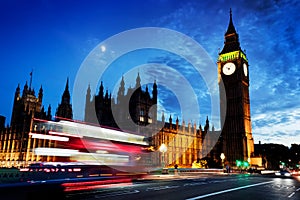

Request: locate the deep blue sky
(0, 0), (299, 147)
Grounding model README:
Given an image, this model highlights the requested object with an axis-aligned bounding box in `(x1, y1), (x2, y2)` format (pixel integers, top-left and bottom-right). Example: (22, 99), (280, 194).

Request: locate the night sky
(0, 0), (299, 147)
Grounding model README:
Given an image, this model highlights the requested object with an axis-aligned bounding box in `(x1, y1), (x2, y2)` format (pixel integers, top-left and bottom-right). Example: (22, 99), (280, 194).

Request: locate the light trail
(34, 147), (78, 156)
(29, 133), (69, 142)
(49, 131), (83, 138)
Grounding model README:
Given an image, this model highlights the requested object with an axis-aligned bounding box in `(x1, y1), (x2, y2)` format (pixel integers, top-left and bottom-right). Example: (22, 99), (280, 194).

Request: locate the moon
(100, 45), (106, 52)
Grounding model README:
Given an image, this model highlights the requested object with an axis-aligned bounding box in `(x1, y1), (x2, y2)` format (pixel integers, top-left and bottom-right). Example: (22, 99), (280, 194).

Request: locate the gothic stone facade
(85, 73), (157, 132)
(0, 78), (72, 167)
(84, 74), (218, 168)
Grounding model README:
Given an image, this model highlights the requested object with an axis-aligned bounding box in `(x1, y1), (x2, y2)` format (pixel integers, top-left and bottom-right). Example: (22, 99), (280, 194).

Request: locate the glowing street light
(159, 143), (167, 168)
(220, 153), (225, 169)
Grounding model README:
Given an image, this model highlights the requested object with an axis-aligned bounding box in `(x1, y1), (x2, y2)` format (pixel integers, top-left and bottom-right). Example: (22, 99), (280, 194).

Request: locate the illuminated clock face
(222, 62), (236, 75)
(243, 63), (248, 76)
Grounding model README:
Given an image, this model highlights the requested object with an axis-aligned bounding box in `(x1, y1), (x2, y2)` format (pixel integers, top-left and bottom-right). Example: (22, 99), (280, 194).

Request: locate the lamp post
(220, 153), (225, 169)
(159, 143), (167, 168)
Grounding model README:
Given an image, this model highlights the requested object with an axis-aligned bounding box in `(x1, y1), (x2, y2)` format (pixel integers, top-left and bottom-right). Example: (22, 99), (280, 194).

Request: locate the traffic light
(236, 160), (242, 167)
(236, 160), (249, 168)
(243, 161), (249, 167)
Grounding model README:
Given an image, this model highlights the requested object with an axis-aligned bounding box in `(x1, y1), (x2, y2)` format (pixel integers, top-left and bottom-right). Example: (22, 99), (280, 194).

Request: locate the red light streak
(62, 178), (132, 192)
(32, 118), (50, 123)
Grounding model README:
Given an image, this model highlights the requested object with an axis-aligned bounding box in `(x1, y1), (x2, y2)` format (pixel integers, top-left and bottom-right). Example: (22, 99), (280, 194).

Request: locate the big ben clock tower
(218, 9), (254, 165)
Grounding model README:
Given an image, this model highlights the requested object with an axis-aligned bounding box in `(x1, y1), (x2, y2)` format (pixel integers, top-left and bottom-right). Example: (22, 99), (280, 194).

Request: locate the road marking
(146, 185), (180, 191)
(288, 187), (300, 198)
(186, 181), (274, 200)
(288, 192), (295, 198)
(95, 190), (140, 198)
(184, 182), (207, 186)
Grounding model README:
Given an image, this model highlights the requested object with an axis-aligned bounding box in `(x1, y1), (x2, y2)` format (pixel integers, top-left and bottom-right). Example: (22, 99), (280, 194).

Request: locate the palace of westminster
(0, 11), (261, 169)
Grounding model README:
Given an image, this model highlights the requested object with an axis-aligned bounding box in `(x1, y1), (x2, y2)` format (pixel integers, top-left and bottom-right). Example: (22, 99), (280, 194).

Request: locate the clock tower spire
(221, 8), (242, 54)
(218, 9), (254, 165)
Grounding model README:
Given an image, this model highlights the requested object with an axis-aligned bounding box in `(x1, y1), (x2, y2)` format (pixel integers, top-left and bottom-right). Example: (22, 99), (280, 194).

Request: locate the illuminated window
(140, 116), (144, 122)
(139, 109), (144, 122)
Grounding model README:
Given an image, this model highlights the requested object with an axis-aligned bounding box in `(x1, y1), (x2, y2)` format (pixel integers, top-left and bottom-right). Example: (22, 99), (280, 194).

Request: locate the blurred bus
(23, 118), (153, 179)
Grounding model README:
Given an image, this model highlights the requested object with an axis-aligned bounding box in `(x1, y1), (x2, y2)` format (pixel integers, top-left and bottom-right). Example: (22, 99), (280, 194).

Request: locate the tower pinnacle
(56, 77), (73, 119)
(136, 72), (141, 88)
(220, 8), (241, 54)
(225, 8), (236, 35)
(29, 70), (33, 90)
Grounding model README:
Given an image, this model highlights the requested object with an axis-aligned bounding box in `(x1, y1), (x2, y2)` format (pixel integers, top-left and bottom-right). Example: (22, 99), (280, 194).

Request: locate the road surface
(65, 174), (300, 200)
(1, 173), (300, 200)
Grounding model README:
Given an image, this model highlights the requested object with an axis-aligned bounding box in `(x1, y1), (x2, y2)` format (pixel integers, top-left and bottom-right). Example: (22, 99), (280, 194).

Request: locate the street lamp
(220, 153), (225, 169)
(159, 143), (167, 168)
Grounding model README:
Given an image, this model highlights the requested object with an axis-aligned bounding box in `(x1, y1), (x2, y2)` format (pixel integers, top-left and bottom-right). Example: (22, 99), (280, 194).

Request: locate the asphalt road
(1, 174), (300, 200)
(65, 174), (300, 200)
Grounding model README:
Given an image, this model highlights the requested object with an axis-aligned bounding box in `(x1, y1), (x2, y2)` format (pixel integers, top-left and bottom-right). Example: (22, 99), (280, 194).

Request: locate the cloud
(144, 0), (300, 146)
(72, 0), (300, 146)
(145, 49), (215, 125)
(252, 107), (300, 146)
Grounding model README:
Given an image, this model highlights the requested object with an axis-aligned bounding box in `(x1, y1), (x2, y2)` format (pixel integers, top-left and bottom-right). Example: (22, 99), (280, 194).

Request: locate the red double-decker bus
(27, 118), (152, 177)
